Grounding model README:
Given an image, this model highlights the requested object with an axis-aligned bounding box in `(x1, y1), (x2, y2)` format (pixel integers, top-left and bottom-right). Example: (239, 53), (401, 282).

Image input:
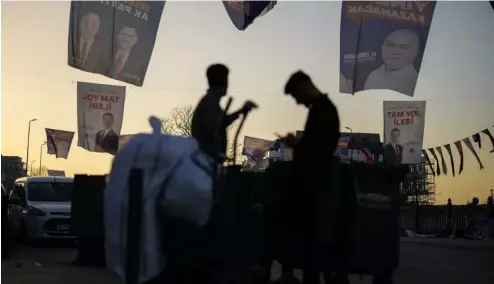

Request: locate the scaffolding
(400, 158), (436, 205)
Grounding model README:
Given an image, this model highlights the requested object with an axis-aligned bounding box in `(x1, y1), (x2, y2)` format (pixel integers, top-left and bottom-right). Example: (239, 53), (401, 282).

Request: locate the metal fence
(400, 204), (492, 234)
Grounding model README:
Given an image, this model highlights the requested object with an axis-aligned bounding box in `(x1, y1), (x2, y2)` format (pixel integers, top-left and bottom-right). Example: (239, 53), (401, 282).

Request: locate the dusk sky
(2, 1), (494, 204)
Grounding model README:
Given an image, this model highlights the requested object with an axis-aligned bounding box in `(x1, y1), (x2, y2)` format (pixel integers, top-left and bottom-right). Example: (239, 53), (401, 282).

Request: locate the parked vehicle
(8, 176), (74, 243)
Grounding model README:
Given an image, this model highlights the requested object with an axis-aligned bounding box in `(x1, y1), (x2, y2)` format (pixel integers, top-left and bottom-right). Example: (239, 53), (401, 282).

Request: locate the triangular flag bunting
(223, 1), (277, 30)
(435, 146), (448, 176)
(422, 149), (435, 176)
(454, 141), (464, 175)
(462, 137), (484, 170)
(481, 129), (494, 153)
(472, 133), (482, 149)
(428, 148), (441, 176)
(443, 144), (456, 177)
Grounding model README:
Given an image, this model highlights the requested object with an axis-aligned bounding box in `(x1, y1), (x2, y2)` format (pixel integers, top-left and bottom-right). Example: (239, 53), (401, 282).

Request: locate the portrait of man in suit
(69, 12), (106, 74)
(385, 127), (403, 165)
(106, 26), (145, 85)
(364, 29), (420, 97)
(94, 112), (119, 155)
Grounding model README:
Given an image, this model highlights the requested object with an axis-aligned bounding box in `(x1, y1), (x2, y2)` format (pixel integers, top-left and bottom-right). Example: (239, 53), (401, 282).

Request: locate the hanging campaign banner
(383, 101), (426, 165)
(77, 82), (126, 155)
(242, 136), (273, 165)
(68, 1), (166, 86)
(118, 134), (136, 152)
(45, 128), (75, 159)
(223, 1), (277, 30)
(340, 1), (436, 97)
(47, 170), (66, 177)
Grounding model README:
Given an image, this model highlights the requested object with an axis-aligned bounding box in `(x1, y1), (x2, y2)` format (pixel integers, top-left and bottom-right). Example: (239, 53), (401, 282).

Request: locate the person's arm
(224, 108), (244, 127)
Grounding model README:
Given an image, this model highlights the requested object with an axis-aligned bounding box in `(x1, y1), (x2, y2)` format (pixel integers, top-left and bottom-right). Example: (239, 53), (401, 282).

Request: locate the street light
(40, 141), (47, 176)
(344, 127), (353, 133)
(25, 118), (38, 174)
(30, 160), (36, 176)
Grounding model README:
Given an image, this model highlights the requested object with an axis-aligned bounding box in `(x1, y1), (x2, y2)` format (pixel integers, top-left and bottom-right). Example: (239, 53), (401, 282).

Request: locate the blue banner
(340, 1), (436, 97)
(223, 1), (277, 30)
(68, 1), (166, 86)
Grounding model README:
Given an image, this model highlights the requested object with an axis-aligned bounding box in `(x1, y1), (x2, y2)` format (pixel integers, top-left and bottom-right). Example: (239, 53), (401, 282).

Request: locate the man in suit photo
(94, 112), (119, 155)
(385, 127), (403, 165)
(106, 26), (145, 86)
(69, 11), (106, 74)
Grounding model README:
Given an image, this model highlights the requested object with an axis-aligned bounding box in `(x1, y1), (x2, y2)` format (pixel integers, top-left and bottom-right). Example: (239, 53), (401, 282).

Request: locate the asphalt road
(2, 240), (494, 284)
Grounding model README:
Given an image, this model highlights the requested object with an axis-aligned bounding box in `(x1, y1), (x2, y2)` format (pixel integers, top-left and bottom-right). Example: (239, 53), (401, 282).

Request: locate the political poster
(383, 101), (426, 165)
(242, 136), (273, 165)
(68, 1), (166, 86)
(45, 128), (75, 159)
(47, 170), (66, 177)
(223, 1), (277, 30)
(77, 82), (126, 155)
(340, 1), (436, 97)
(118, 134), (136, 152)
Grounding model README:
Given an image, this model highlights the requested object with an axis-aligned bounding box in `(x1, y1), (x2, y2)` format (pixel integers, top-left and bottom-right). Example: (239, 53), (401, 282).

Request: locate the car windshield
(27, 182), (73, 202)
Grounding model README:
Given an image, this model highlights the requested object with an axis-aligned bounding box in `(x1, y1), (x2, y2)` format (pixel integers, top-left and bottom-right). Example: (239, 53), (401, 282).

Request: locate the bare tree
(161, 105), (194, 137)
(161, 105), (245, 164)
(30, 166), (49, 177)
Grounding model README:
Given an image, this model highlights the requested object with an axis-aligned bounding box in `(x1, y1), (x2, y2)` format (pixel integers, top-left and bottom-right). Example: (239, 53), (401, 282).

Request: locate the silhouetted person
(191, 64), (257, 161)
(95, 112), (119, 155)
(279, 71), (341, 284)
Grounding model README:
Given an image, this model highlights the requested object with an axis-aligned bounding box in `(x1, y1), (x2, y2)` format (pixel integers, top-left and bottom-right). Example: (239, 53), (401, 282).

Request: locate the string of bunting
(422, 125), (494, 177)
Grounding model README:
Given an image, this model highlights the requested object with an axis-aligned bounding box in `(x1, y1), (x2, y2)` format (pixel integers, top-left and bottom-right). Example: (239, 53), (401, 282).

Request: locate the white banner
(45, 128), (75, 159)
(77, 82), (126, 155)
(383, 101), (426, 165)
(47, 169), (66, 177)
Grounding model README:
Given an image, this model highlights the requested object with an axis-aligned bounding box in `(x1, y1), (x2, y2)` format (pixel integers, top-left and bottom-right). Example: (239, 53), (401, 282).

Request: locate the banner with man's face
(77, 82), (126, 155)
(68, 1), (166, 86)
(383, 101), (426, 165)
(339, 1), (436, 97)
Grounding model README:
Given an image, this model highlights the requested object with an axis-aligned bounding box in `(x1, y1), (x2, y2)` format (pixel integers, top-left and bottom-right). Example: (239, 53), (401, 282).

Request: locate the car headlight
(22, 206), (47, 216)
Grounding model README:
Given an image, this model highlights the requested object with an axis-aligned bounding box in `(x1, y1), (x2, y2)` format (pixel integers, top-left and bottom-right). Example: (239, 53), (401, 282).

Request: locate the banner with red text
(77, 82), (126, 155)
(383, 101), (426, 164)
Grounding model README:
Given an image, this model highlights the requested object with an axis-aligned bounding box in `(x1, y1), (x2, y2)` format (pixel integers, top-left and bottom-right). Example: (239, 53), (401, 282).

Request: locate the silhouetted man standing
(279, 71), (341, 284)
(191, 64), (257, 161)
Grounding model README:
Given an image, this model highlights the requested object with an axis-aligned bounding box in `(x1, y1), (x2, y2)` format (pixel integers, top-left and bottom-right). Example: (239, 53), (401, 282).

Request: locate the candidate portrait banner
(68, 1), (166, 86)
(47, 170), (66, 177)
(243, 136), (273, 165)
(340, 1), (436, 97)
(383, 101), (426, 165)
(77, 82), (126, 155)
(223, 1), (277, 30)
(45, 128), (75, 159)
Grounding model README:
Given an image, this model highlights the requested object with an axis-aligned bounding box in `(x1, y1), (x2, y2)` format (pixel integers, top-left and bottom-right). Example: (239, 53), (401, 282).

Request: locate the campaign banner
(68, 1), (166, 86)
(223, 1), (277, 30)
(118, 134), (136, 151)
(77, 82), (126, 155)
(47, 170), (66, 177)
(45, 128), (75, 159)
(383, 101), (426, 165)
(242, 136), (273, 165)
(340, 1), (436, 97)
